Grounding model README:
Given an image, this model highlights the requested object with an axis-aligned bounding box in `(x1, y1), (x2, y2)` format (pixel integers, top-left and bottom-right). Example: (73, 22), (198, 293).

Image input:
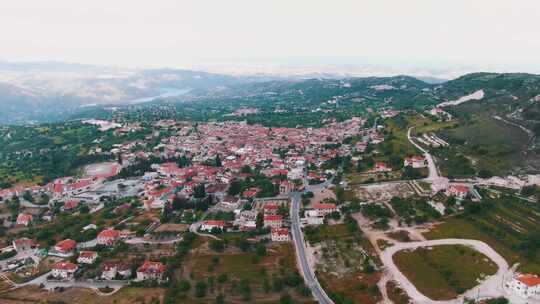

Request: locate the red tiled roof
(264, 215), (282, 222)
(313, 203), (337, 210)
(79, 251), (97, 258)
(55, 239), (76, 252)
(272, 228), (289, 236)
(138, 261), (166, 274)
(98, 229), (120, 239)
(451, 185), (469, 193)
(264, 203), (279, 210)
(64, 200), (80, 210)
(53, 262), (77, 271)
(518, 274), (540, 287)
(204, 220), (225, 227)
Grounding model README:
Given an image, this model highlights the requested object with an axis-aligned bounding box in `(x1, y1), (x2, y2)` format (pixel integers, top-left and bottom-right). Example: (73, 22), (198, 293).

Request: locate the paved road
(380, 238), (510, 304)
(125, 236), (181, 245)
(407, 127), (440, 181)
(290, 192), (334, 304)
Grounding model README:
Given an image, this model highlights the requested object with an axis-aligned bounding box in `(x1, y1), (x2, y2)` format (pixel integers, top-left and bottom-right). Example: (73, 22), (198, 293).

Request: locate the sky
(1, 0), (540, 75)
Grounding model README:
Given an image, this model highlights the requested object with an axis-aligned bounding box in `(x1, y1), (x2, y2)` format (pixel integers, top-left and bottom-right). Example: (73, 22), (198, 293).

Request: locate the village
(0, 114), (538, 304)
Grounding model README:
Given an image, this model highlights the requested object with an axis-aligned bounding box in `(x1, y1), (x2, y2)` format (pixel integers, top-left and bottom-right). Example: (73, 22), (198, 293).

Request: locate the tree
(194, 184), (206, 199)
(217, 273), (228, 284)
(280, 293), (293, 304)
(215, 154), (222, 167)
(228, 180), (242, 196)
(215, 294), (225, 304)
(23, 191), (34, 203)
(195, 281), (207, 298)
(255, 243), (267, 256)
(209, 240), (225, 252)
(178, 280), (191, 292)
(256, 212), (264, 230)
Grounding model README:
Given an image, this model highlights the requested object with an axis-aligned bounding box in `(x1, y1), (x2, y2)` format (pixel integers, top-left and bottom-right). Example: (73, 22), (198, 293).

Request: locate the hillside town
(0, 115), (539, 304)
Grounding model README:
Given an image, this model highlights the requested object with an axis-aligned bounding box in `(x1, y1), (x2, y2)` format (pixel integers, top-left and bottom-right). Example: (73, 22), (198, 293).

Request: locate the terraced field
(425, 196), (540, 273)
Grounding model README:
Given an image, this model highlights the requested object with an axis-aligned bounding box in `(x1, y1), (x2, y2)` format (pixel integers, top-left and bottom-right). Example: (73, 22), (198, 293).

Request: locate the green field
(437, 104), (532, 176)
(424, 196), (540, 273)
(393, 245), (497, 300)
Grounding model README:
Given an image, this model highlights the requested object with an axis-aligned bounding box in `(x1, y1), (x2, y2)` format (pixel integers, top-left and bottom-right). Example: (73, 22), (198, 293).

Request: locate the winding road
(407, 127), (441, 181)
(380, 239), (510, 304)
(290, 191), (334, 304)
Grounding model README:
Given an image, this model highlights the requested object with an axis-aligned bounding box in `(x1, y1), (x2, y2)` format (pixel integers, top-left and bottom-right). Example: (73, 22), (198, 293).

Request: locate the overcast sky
(1, 0), (539, 74)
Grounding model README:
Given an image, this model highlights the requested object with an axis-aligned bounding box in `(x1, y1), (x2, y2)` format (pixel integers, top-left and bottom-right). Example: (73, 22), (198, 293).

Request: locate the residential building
(200, 220), (225, 232)
(51, 262), (78, 280)
(136, 261), (166, 282)
(313, 202), (337, 217)
(375, 162), (392, 172)
(271, 228), (290, 242)
(12, 238), (36, 252)
(509, 273), (540, 299)
(264, 215), (283, 228)
(446, 184), (469, 199)
(77, 251), (98, 264)
(97, 229), (121, 246)
(53, 239), (77, 257)
(16, 213), (33, 226)
(404, 155), (427, 168)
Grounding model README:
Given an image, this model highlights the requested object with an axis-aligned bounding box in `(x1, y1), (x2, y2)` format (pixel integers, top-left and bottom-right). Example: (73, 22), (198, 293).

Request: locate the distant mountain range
(0, 61), (539, 124)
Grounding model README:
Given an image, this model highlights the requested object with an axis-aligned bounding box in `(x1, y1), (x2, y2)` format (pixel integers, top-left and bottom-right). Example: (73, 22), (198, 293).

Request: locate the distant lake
(128, 87), (192, 104)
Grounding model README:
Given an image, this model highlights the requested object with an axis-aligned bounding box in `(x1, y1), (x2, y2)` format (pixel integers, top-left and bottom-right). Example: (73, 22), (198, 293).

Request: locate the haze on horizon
(1, 0), (540, 78)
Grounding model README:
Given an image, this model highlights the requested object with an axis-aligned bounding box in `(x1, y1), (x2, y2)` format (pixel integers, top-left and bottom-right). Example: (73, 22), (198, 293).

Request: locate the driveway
(380, 238), (510, 304)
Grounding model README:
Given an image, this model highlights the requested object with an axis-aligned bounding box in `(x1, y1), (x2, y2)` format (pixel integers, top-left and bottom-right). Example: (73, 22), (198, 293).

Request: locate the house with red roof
(242, 187), (260, 198)
(404, 155), (427, 168)
(263, 203), (280, 215)
(279, 180), (293, 195)
(97, 229), (121, 246)
(313, 202), (338, 217)
(271, 228), (290, 242)
(200, 220), (226, 232)
(63, 200), (80, 211)
(51, 262), (78, 280)
(66, 178), (94, 194)
(52, 239), (77, 257)
(136, 261), (166, 282)
(264, 215), (283, 228)
(375, 162), (392, 172)
(16, 213), (33, 226)
(510, 273), (540, 299)
(77, 251), (98, 264)
(101, 261), (131, 280)
(12, 238), (36, 252)
(446, 184), (469, 199)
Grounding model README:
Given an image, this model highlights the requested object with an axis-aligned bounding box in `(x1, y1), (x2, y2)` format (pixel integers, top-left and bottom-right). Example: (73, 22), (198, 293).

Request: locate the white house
(77, 251), (98, 264)
(12, 238), (36, 252)
(51, 262), (78, 280)
(313, 203), (337, 217)
(200, 220), (225, 232)
(509, 273), (540, 299)
(101, 262), (118, 280)
(404, 155), (427, 168)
